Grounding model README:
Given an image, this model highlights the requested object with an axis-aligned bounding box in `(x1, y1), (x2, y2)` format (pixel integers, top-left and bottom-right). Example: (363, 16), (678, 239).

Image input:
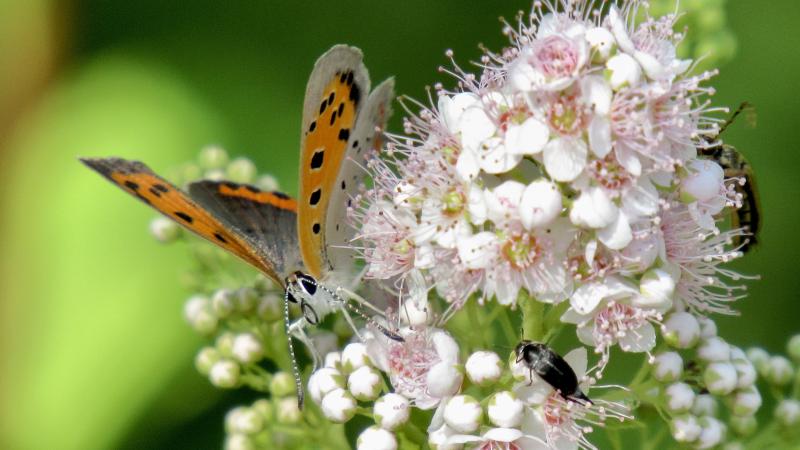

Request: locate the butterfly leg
(288, 319), (323, 372)
(336, 286), (387, 317)
(336, 303), (365, 341)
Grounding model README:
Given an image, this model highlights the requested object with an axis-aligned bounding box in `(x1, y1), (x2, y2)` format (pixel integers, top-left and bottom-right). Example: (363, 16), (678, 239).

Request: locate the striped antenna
(284, 288), (304, 409)
(315, 283), (404, 342)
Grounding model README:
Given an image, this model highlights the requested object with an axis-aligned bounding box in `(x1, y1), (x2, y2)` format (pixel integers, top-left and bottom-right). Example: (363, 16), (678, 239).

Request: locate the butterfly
(81, 45), (400, 408)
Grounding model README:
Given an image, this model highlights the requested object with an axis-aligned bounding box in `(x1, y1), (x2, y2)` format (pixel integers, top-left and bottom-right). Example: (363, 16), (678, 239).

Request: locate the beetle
(515, 340), (591, 404)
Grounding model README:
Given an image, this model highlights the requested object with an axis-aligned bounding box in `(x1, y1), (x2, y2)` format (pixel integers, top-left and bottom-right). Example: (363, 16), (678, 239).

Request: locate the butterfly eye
(297, 273), (318, 296)
(301, 300), (319, 325)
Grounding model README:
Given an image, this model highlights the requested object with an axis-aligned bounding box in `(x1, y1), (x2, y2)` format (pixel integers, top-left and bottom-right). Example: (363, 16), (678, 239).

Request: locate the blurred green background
(0, 1), (798, 448)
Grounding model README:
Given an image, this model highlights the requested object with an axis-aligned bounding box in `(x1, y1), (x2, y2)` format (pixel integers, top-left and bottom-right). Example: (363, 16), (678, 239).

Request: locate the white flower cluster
(354, 0), (748, 367)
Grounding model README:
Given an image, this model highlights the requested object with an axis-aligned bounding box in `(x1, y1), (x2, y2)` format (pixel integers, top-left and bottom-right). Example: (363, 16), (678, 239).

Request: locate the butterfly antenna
(717, 101), (753, 137)
(284, 288), (304, 409)
(318, 285), (404, 342)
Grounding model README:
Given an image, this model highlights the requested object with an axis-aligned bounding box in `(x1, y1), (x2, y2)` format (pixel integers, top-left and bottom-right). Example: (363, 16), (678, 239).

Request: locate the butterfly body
(82, 45), (397, 408)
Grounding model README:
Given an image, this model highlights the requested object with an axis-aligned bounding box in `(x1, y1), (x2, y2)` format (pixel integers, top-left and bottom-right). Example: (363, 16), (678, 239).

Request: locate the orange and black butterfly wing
(188, 180), (303, 278)
(297, 45), (370, 279)
(81, 157), (289, 286)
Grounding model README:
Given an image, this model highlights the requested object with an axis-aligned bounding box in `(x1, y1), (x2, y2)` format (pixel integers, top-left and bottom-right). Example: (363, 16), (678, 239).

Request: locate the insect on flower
(699, 102), (761, 252)
(515, 340), (592, 404)
(81, 45), (403, 409)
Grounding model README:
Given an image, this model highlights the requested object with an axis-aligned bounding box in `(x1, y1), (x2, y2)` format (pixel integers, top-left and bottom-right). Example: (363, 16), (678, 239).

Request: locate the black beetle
(515, 340), (591, 404)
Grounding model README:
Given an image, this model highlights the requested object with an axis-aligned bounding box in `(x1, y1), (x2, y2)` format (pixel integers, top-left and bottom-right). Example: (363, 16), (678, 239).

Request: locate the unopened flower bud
(653, 352), (683, 382)
(692, 394), (718, 417)
(729, 414), (757, 437)
(662, 312), (700, 349)
(638, 268), (675, 310)
(745, 347), (770, 374)
(665, 382), (695, 414)
(341, 343), (371, 373)
(235, 287), (258, 313)
(149, 216), (180, 243)
(586, 27), (615, 61)
(324, 351), (342, 369)
(788, 334), (800, 363)
(256, 174), (280, 192)
(443, 395), (482, 433)
(224, 434), (254, 450)
(704, 362), (738, 395)
(184, 295), (217, 334)
(195, 346), (221, 375)
(251, 399), (273, 423)
(232, 333), (263, 364)
(270, 372), (296, 398)
(606, 53), (641, 89)
(696, 416), (726, 449)
(357, 426), (397, 450)
(348, 366), (382, 401)
(465, 351), (502, 385)
(256, 293), (282, 322)
(487, 391), (524, 428)
(321, 388), (357, 423)
(276, 397), (302, 424)
(211, 289), (235, 318)
(399, 297), (430, 326)
(670, 414), (701, 443)
(732, 357), (757, 389)
(226, 157), (257, 183)
(374, 393), (410, 431)
(210, 359), (240, 388)
(307, 367), (344, 405)
(199, 145), (229, 169)
(697, 316), (718, 338)
(697, 337), (730, 363)
(775, 399), (800, 427)
(765, 356), (794, 386)
(730, 386), (762, 416)
(426, 362), (463, 399)
(225, 406), (263, 435)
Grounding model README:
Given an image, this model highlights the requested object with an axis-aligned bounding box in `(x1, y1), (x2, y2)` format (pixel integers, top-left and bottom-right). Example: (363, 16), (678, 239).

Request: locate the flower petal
(543, 137), (587, 182)
(506, 117), (550, 155)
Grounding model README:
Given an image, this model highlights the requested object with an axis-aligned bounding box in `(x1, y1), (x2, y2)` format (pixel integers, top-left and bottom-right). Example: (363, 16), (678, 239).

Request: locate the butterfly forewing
(81, 157), (286, 286)
(188, 180), (303, 279)
(325, 78), (395, 277)
(298, 45), (371, 279)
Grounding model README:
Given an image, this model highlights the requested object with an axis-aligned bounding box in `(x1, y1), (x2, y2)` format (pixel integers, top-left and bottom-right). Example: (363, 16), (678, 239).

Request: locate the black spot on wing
(175, 211), (193, 223)
(341, 181), (346, 190)
(309, 121), (316, 132)
(124, 181), (139, 191)
(153, 184), (168, 193)
(337, 102), (344, 117)
(309, 189), (321, 206)
(349, 83), (361, 105)
(272, 191), (290, 200)
(310, 150), (324, 170)
(338, 128), (350, 141)
(328, 91), (335, 105)
(214, 232), (228, 243)
(312, 223), (321, 234)
(319, 98), (328, 114)
(330, 110), (338, 126)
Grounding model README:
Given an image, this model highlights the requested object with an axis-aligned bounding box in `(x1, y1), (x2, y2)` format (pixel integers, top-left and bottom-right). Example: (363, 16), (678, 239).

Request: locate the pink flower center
(587, 155), (633, 193)
(387, 333), (440, 397)
(478, 441), (522, 450)
(502, 232), (541, 270)
(534, 35), (579, 79)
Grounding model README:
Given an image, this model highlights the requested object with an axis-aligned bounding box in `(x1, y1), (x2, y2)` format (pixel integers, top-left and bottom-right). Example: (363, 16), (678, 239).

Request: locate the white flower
(561, 276), (660, 365)
(765, 356), (794, 386)
(638, 268), (676, 310)
(321, 388), (357, 423)
(776, 399), (800, 427)
(447, 428), (530, 449)
(543, 137), (587, 182)
(365, 327), (461, 410)
(691, 394), (718, 417)
(695, 416), (725, 449)
(606, 53), (641, 89)
(508, 26), (589, 91)
(585, 26), (615, 61)
(697, 337), (731, 363)
(487, 391), (524, 428)
(357, 426), (397, 450)
(348, 366), (382, 401)
(225, 407), (263, 435)
(231, 333), (263, 364)
(465, 351), (502, 386)
(443, 395), (483, 433)
(374, 393), (410, 431)
(671, 414), (702, 443)
(520, 179), (563, 229)
(731, 386), (762, 416)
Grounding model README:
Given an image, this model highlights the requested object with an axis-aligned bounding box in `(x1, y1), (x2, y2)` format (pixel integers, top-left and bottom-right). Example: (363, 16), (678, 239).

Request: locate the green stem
(400, 421), (428, 446)
(520, 292), (544, 342)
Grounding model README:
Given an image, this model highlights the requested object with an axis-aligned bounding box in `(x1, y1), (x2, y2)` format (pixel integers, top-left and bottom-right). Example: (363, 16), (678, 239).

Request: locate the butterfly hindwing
(80, 157), (286, 285)
(326, 77), (395, 278)
(298, 45), (371, 279)
(188, 180), (303, 279)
